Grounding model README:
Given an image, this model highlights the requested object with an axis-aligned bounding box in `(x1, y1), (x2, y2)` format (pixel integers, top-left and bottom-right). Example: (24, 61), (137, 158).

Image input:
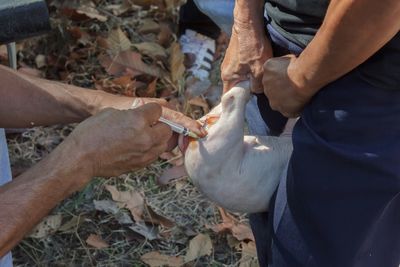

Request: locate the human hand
(221, 21), (273, 93)
(98, 95), (206, 151)
(68, 103), (172, 179)
(130, 98), (207, 150)
(262, 55), (312, 117)
(140, 98), (207, 140)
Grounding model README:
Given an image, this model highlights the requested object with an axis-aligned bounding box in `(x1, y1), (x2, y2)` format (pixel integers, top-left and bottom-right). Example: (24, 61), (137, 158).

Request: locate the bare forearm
(291, 0), (400, 96)
(221, 0), (272, 93)
(0, 65), (131, 128)
(234, 0), (265, 28)
(0, 140), (90, 256)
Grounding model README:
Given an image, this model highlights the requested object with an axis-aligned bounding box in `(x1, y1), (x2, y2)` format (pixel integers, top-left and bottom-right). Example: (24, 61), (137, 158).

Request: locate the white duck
(183, 82), (294, 213)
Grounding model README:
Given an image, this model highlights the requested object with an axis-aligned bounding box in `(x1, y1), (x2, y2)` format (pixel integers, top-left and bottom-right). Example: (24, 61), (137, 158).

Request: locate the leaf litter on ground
(8, 0), (257, 265)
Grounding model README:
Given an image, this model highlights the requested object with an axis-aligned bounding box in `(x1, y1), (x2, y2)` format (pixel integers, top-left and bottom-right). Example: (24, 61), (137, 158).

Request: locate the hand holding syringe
(131, 99), (203, 139)
(158, 117), (200, 138)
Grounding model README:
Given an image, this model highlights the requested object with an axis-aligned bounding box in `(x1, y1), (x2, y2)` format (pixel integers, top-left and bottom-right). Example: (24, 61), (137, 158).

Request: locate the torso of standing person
(265, 0), (400, 90)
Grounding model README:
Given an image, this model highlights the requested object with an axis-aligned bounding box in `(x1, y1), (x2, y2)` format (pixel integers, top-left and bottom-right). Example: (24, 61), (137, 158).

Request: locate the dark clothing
(251, 19), (400, 267)
(264, 0), (329, 47)
(264, 0), (400, 90)
(357, 36), (400, 90)
(286, 71), (400, 266)
(179, 0), (220, 38)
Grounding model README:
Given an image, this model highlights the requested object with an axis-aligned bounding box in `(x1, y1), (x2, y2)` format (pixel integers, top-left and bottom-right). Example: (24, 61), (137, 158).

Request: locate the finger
(282, 112), (294, 118)
(250, 76), (264, 94)
(141, 97), (168, 107)
(223, 80), (234, 94)
(262, 74), (270, 97)
(166, 132), (178, 151)
(150, 122), (173, 145)
(154, 141), (169, 156)
(138, 152), (160, 168)
(221, 68), (245, 93)
(140, 142), (169, 166)
(285, 111), (301, 118)
(222, 75), (245, 94)
(162, 108), (207, 137)
(137, 103), (162, 125)
(178, 134), (190, 154)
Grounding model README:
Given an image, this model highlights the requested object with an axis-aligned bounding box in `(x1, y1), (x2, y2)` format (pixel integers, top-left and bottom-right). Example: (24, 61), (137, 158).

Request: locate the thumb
(223, 80), (235, 94)
(137, 103), (162, 125)
(223, 75), (248, 94)
(250, 76), (264, 94)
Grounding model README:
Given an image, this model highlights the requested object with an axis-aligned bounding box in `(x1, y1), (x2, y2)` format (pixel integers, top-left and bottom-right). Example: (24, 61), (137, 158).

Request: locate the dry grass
(4, 1), (255, 266)
(8, 126), (243, 266)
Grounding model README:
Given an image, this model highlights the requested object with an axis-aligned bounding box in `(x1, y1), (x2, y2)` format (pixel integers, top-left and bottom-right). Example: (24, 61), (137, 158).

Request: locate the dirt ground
(3, 0), (258, 266)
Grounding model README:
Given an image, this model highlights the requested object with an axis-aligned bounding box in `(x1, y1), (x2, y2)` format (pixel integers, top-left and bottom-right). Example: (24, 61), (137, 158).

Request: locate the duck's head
(179, 81), (251, 153)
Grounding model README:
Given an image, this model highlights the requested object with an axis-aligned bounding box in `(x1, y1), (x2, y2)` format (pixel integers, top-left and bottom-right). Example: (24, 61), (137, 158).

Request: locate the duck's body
(184, 84), (293, 213)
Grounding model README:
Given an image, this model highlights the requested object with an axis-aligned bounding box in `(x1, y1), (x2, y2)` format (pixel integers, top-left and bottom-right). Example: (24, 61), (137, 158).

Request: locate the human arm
(0, 65), (204, 137)
(262, 0), (400, 117)
(0, 103), (170, 256)
(221, 0), (272, 93)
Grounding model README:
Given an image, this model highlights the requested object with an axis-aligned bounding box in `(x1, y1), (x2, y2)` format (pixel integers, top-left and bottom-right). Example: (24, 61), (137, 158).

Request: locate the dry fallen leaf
(133, 42), (167, 60)
(141, 251), (184, 267)
(86, 234), (109, 249)
(169, 42), (185, 83)
(94, 199), (134, 225)
(106, 28), (132, 54)
(99, 50), (163, 78)
(158, 165), (187, 185)
(58, 215), (86, 233)
(239, 241), (259, 267)
(239, 258), (260, 267)
(232, 223), (255, 242)
(138, 19), (161, 34)
(158, 23), (173, 47)
(35, 54), (46, 69)
(164, 0), (185, 10)
(129, 223), (159, 240)
(29, 214), (62, 239)
(76, 2), (108, 22)
(136, 78), (157, 97)
(105, 185), (174, 228)
(207, 208), (255, 242)
(168, 97), (184, 113)
(93, 199), (120, 214)
(128, 0), (164, 9)
(175, 179), (187, 191)
(113, 75), (138, 96)
(0, 45), (7, 60)
(95, 76), (145, 97)
(205, 85), (223, 108)
(60, 1), (108, 22)
(241, 241), (258, 258)
(184, 233), (213, 263)
(188, 96), (210, 114)
(146, 205), (175, 228)
(105, 185), (144, 222)
(104, 1), (134, 16)
(67, 26), (92, 46)
(185, 77), (211, 99)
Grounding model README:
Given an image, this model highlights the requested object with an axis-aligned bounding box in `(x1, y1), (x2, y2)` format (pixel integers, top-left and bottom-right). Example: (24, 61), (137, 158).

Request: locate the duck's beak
(179, 115), (220, 154)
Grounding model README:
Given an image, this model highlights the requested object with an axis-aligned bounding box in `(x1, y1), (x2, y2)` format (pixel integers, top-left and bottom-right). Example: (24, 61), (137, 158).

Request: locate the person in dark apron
(196, 0), (400, 266)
